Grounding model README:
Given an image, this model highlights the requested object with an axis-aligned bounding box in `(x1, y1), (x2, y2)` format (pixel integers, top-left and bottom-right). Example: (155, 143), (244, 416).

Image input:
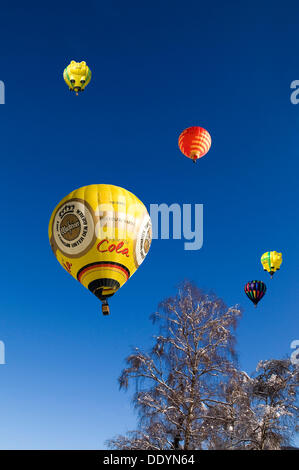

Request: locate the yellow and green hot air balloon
(63, 60), (91, 95)
(261, 251), (282, 278)
(49, 184), (152, 315)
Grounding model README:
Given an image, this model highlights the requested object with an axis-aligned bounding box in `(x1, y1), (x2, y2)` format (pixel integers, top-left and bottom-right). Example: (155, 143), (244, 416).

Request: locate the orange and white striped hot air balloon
(178, 126), (212, 163)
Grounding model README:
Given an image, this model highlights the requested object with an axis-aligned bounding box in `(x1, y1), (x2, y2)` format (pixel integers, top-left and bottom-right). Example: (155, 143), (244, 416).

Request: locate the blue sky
(0, 0), (298, 449)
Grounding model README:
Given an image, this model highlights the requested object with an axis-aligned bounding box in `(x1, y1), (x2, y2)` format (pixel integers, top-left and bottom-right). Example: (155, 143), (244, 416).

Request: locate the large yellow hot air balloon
(63, 60), (91, 95)
(261, 251), (282, 278)
(49, 185), (152, 315)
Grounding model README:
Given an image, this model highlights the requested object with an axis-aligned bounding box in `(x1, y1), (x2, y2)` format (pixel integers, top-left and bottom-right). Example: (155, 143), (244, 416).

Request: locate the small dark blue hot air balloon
(244, 280), (267, 307)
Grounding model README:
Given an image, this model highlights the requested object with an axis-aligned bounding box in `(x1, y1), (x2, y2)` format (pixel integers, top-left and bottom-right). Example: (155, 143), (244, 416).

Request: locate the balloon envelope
(244, 280), (267, 307)
(49, 184), (152, 314)
(63, 60), (91, 94)
(178, 126), (211, 162)
(261, 251), (282, 278)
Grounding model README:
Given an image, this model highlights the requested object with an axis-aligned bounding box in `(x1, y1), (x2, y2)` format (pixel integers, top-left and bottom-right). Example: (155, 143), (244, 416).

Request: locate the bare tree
(244, 359), (299, 449)
(203, 359), (299, 450)
(202, 369), (253, 449)
(106, 281), (242, 450)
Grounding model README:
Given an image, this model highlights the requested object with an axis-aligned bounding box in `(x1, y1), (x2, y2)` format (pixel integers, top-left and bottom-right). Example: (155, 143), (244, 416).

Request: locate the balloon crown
(59, 204), (75, 218)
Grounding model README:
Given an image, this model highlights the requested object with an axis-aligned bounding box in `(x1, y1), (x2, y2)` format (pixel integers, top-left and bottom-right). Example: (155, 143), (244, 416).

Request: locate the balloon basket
(102, 302), (110, 316)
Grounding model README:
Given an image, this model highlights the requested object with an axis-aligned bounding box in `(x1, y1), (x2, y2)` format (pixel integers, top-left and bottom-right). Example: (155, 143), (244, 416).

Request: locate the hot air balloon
(178, 126), (211, 163)
(49, 184), (152, 315)
(244, 280), (267, 307)
(261, 251), (282, 278)
(63, 61), (91, 95)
